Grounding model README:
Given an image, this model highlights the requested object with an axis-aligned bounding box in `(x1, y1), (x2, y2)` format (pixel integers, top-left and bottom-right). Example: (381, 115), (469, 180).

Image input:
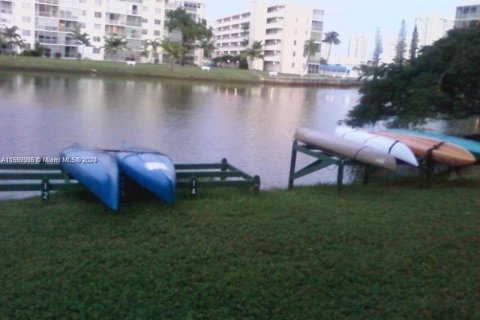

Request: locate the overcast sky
(204, 0), (470, 56)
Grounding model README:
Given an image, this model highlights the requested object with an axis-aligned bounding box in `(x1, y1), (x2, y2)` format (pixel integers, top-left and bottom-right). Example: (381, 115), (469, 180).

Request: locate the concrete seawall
(259, 76), (362, 87)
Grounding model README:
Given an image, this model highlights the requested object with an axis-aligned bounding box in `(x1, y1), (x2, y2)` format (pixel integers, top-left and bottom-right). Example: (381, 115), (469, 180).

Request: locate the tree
(409, 25), (419, 61)
(0, 25), (25, 55)
(394, 20), (407, 65)
(102, 37), (129, 61)
(68, 27), (92, 60)
(303, 38), (319, 74)
(346, 25), (480, 128)
(242, 40), (263, 70)
(241, 22), (250, 46)
(166, 8), (210, 65)
(372, 27), (383, 66)
(197, 27), (215, 60)
(322, 31), (340, 63)
(160, 39), (186, 70)
(143, 38), (162, 63)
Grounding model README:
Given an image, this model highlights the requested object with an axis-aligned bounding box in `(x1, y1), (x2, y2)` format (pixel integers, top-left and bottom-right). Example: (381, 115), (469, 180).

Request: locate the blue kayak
(116, 146), (176, 204)
(388, 129), (480, 160)
(60, 144), (120, 210)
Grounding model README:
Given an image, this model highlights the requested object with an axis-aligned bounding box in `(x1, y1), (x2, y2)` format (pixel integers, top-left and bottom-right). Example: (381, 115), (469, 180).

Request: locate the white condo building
(0, 0), (205, 64)
(415, 14), (453, 48)
(346, 35), (368, 64)
(213, 0), (324, 75)
(455, 3), (480, 28)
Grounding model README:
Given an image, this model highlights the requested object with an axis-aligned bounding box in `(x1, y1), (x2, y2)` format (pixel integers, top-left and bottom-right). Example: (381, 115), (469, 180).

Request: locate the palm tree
(197, 36), (215, 60)
(102, 37), (129, 61)
(68, 27), (92, 60)
(323, 31), (340, 64)
(303, 38), (319, 74)
(242, 40), (263, 70)
(143, 38), (162, 63)
(0, 25), (25, 55)
(160, 39), (186, 70)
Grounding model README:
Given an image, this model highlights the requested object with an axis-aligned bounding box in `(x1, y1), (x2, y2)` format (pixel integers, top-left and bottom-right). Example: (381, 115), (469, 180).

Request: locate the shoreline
(0, 56), (362, 87)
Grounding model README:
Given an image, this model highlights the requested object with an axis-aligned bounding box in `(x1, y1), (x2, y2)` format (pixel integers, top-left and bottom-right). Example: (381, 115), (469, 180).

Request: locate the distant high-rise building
(213, 0), (325, 75)
(346, 35), (369, 63)
(415, 14), (453, 48)
(0, 0), (205, 64)
(455, 3), (480, 28)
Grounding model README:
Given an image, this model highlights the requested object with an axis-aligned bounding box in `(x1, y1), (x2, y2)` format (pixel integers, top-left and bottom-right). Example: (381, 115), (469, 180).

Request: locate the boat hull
(374, 132), (476, 167)
(335, 126), (418, 166)
(117, 147), (176, 204)
(60, 145), (120, 210)
(294, 128), (397, 170)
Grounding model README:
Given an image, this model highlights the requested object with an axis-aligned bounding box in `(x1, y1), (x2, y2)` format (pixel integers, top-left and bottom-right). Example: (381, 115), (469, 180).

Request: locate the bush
(20, 42), (44, 57)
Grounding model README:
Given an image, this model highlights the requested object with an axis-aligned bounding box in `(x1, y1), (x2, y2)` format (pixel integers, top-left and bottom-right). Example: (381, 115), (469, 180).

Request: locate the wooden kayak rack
(288, 140), (374, 193)
(0, 158), (260, 201)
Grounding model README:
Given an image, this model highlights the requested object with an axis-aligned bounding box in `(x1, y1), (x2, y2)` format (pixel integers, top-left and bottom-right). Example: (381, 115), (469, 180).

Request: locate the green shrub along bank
(1, 177), (479, 319)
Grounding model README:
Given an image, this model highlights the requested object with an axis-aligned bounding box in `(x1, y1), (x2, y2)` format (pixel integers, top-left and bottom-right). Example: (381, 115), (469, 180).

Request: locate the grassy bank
(0, 56), (261, 83)
(0, 56), (362, 87)
(1, 177), (479, 319)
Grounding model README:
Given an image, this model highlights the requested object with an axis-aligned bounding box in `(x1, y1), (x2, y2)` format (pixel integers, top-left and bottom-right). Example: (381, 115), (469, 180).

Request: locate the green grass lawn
(1, 176), (479, 319)
(0, 56), (261, 83)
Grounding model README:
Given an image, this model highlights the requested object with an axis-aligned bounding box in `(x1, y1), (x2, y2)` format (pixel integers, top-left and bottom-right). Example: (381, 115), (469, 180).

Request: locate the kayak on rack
(60, 144), (120, 210)
(387, 128), (480, 161)
(335, 126), (418, 166)
(294, 128), (397, 170)
(374, 132), (476, 167)
(116, 145), (176, 204)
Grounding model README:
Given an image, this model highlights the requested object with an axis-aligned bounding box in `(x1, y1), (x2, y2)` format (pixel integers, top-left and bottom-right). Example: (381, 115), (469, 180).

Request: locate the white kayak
(295, 128), (397, 171)
(335, 126), (419, 167)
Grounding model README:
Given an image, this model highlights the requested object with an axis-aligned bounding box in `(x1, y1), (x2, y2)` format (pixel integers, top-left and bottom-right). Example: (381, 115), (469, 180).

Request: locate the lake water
(0, 71), (383, 193)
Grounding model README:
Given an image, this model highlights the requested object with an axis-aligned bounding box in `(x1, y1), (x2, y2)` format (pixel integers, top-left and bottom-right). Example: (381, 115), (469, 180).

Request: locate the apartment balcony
(36, 0), (60, 5)
(264, 55), (281, 63)
(266, 10), (285, 19)
(215, 28), (243, 36)
(264, 43), (282, 51)
(266, 28), (282, 36)
(266, 21), (284, 29)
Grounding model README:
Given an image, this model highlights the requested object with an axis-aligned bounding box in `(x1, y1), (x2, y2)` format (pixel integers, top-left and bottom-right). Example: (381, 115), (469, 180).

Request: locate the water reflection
(0, 71), (360, 189)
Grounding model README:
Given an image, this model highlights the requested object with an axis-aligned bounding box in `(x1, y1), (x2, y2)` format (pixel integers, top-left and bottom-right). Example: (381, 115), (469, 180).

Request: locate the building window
(312, 21), (323, 32)
(93, 36), (101, 42)
(22, 16), (31, 23)
(22, 30), (31, 36)
(154, 19), (161, 25)
(94, 12), (102, 18)
(293, 51), (296, 57)
(292, 62), (295, 68)
(154, 30), (160, 36)
(93, 47), (101, 54)
(293, 40), (296, 46)
(142, 18), (148, 23)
